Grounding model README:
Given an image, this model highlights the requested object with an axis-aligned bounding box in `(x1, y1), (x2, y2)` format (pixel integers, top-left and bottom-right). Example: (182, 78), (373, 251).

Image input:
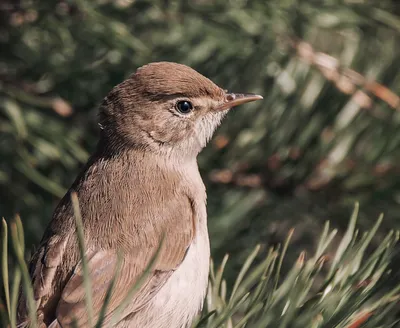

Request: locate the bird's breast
(120, 224), (210, 328)
(157, 224), (210, 321)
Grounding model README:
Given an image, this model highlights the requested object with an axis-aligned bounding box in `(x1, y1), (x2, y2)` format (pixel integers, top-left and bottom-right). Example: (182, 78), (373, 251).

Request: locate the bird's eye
(176, 101), (193, 114)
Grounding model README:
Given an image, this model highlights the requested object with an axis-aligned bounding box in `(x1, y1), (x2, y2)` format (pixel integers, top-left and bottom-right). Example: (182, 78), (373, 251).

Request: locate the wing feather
(21, 195), (195, 327)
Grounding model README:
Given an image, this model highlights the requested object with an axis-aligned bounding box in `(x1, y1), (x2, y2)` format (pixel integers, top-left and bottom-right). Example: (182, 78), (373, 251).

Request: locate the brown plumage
(17, 62), (262, 328)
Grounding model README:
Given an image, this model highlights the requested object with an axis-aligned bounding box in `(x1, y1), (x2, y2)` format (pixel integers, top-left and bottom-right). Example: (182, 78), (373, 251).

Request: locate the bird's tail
(48, 319), (62, 328)
(17, 319), (48, 328)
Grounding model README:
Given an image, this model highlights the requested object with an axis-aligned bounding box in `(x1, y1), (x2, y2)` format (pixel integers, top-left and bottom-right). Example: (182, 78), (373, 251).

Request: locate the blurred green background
(1, 0), (400, 281)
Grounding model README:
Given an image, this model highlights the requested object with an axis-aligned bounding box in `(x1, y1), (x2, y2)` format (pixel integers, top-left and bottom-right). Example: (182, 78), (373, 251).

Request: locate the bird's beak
(215, 93), (263, 111)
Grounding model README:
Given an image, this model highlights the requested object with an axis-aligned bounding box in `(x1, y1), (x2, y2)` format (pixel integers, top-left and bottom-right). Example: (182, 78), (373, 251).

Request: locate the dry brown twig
(293, 39), (400, 111)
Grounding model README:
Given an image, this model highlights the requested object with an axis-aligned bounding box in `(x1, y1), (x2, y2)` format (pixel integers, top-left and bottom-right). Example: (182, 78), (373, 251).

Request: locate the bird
(17, 62), (262, 328)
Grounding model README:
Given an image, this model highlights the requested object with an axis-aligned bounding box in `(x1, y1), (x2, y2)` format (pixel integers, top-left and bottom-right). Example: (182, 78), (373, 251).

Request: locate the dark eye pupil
(177, 101), (193, 114)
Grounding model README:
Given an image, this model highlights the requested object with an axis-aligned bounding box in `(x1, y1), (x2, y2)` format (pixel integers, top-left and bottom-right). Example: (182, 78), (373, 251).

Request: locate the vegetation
(2, 203), (400, 327)
(1, 0), (400, 326)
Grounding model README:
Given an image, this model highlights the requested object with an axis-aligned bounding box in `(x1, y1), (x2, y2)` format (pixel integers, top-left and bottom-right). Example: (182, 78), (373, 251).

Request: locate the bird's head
(99, 62), (262, 159)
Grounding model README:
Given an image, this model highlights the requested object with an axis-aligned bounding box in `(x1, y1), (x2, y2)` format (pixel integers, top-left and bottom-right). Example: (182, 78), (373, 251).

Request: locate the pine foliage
(1, 204), (399, 327)
(1, 0), (400, 326)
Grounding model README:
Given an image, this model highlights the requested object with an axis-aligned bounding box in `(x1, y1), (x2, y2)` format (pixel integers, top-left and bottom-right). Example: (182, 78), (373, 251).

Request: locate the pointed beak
(215, 93), (263, 111)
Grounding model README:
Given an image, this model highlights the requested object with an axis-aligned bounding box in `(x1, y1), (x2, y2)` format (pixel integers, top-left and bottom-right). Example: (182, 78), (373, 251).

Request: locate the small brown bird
(17, 62), (262, 327)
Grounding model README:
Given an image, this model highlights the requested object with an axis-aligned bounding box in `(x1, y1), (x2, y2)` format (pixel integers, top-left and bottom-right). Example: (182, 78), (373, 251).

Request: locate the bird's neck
(96, 138), (199, 169)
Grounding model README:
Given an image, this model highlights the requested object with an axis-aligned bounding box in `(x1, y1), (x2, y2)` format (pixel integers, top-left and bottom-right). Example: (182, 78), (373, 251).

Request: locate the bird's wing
(17, 234), (70, 325)
(53, 198), (195, 327)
